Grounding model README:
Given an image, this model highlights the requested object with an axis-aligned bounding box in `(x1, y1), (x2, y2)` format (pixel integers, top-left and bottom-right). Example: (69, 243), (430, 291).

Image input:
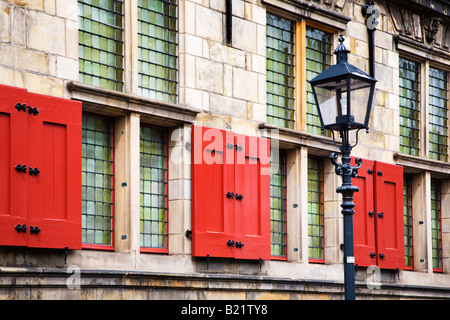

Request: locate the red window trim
(81, 112), (115, 251)
(139, 123), (169, 254)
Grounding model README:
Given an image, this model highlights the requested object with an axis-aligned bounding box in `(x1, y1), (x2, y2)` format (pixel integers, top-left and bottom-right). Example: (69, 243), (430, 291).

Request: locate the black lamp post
(309, 35), (377, 300)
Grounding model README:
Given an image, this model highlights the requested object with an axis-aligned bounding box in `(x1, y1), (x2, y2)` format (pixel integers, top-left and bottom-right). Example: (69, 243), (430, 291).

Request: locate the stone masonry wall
(180, 0), (267, 137)
(0, 0), (78, 98)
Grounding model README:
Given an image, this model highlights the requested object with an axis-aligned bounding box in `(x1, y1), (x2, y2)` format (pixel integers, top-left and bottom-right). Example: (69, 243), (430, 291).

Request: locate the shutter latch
(15, 224), (27, 233)
(236, 241), (244, 248)
(27, 106), (39, 116)
(15, 164), (27, 173)
(30, 226), (41, 235)
(29, 167), (40, 176)
(15, 103), (27, 112)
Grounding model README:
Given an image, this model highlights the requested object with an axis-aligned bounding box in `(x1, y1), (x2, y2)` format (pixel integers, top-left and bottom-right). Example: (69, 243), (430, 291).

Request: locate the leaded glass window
(429, 67), (448, 162)
(138, 0), (178, 103)
(306, 26), (332, 136)
(431, 178), (443, 271)
(270, 150), (287, 258)
(82, 114), (114, 246)
(403, 174), (413, 269)
(308, 157), (324, 261)
(399, 58), (420, 156)
(78, 0), (124, 91)
(140, 126), (168, 250)
(266, 14), (295, 129)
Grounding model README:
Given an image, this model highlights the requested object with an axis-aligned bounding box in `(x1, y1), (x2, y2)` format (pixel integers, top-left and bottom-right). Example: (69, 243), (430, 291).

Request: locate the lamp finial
(334, 34), (350, 63)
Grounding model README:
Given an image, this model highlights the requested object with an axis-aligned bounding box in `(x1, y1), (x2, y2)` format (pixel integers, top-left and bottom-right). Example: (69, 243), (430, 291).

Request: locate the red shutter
(234, 134), (270, 260)
(0, 85), (81, 249)
(191, 126), (271, 260)
(352, 157), (376, 267)
(374, 161), (404, 270)
(26, 92), (82, 249)
(191, 125), (236, 258)
(0, 85), (29, 247)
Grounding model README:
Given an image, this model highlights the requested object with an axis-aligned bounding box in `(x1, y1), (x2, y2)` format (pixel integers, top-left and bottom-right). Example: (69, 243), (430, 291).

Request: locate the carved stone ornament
(422, 16), (442, 43)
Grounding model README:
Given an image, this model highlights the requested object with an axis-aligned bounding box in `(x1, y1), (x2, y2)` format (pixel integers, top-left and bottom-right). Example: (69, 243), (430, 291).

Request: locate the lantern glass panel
(349, 78), (372, 127)
(313, 78), (348, 129)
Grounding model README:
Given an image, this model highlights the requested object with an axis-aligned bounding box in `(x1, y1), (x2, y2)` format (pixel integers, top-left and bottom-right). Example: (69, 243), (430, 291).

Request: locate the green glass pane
(81, 114), (114, 246)
(138, 0), (177, 103)
(78, 0), (123, 91)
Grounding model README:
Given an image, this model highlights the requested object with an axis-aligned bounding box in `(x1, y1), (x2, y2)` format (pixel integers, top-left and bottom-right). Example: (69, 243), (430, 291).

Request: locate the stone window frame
(395, 39), (450, 274)
(78, 0), (179, 101)
(69, 82), (198, 254)
(260, 3), (348, 266)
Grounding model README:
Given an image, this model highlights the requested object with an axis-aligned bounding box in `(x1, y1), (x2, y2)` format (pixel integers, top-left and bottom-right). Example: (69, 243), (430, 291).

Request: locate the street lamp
(309, 35), (377, 300)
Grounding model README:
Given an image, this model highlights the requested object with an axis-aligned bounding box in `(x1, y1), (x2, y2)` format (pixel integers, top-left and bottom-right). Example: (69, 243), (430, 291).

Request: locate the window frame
(139, 123), (169, 254)
(78, 0), (125, 92)
(403, 173), (414, 270)
(137, 0), (178, 104)
(263, 12), (338, 135)
(270, 149), (287, 260)
(399, 57), (421, 157)
(81, 112), (115, 251)
(266, 13), (296, 130)
(430, 178), (443, 273)
(307, 156), (325, 263)
(304, 23), (334, 137)
(428, 66), (449, 162)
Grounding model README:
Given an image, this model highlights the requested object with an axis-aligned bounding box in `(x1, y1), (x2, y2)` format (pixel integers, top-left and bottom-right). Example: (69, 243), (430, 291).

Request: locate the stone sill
(67, 82), (200, 126)
(258, 122), (340, 156)
(394, 152), (450, 176)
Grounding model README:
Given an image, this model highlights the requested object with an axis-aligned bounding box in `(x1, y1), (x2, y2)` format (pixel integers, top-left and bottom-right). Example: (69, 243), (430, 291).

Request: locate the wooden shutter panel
(0, 85), (29, 247)
(352, 157), (376, 267)
(191, 125), (236, 258)
(374, 161), (405, 270)
(234, 134), (270, 260)
(0, 85), (81, 249)
(191, 126), (271, 260)
(26, 92), (82, 249)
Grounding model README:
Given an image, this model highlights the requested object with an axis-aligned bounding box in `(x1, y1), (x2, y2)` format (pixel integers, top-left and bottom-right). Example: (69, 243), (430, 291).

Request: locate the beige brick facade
(0, 0), (450, 300)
